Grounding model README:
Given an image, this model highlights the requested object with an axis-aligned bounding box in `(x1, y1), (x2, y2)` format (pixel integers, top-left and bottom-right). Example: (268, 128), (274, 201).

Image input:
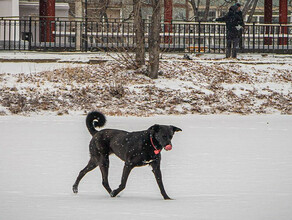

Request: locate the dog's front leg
(151, 161), (171, 200)
(110, 163), (133, 197)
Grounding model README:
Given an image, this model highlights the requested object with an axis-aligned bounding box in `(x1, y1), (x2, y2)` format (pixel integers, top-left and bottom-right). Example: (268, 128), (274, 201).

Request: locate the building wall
(85, 0), (187, 21)
(0, 0), (19, 41)
(19, 1), (69, 18)
(0, 0), (19, 17)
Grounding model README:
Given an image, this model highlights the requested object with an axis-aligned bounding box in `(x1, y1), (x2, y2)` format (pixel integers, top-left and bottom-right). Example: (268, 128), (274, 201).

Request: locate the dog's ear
(149, 124), (160, 135)
(171, 126), (182, 133)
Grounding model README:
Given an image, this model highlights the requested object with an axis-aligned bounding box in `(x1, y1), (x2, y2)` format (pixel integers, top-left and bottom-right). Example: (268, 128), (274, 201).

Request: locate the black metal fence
(1, 17), (292, 53)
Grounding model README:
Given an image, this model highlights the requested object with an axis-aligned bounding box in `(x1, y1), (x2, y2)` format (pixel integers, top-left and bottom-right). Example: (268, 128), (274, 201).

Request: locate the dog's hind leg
(72, 157), (98, 194)
(110, 163), (134, 197)
(98, 154), (112, 194)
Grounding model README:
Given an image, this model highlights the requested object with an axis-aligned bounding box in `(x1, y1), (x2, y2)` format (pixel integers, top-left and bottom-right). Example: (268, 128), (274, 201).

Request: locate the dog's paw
(110, 190), (118, 197)
(72, 185), (78, 194)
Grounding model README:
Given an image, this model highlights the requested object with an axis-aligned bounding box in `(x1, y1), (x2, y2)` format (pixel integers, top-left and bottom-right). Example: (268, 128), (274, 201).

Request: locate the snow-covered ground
(0, 62), (86, 75)
(0, 115), (292, 220)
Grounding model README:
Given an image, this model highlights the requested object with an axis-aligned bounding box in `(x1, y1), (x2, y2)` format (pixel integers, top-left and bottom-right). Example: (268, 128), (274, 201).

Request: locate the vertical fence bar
(34, 19), (37, 49)
(92, 21), (94, 50)
(127, 22), (129, 49)
(101, 21), (104, 49)
(262, 25), (265, 52)
(272, 25), (275, 52)
(188, 23), (190, 52)
(85, 17), (88, 51)
(203, 23), (206, 53)
(257, 25), (260, 52)
(14, 20), (16, 50)
(252, 22), (255, 52)
(69, 21), (72, 49)
(178, 24), (181, 51)
(223, 25), (226, 53)
(8, 20), (11, 50)
(208, 23), (211, 53)
(173, 24), (175, 51)
(48, 20), (51, 49)
(168, 23), (171, 50)
(18, 20), (21, 50)
(116, 21), (119, 49)
(218, 24), (221, 53)
(240, 25), (243, 52)
(267, 24), (270, 51)
(132, 22), (134, 49)
(287, 25), (289, 52)
(282, 24), (284, 50)
(163, 22), (165, 49)
(59, 21), (62, 49)
(44, 19), (47, 50)
(247, 24), (250, 51)
(183, 23), (186, 52)
(107, 21), (109, 49)
(95, 21), (98, 49)
(111, 21), (114, 48)
(24, 20), (27, 50)
(64, 21), (67, 50)
(79, 20), (82, 51)
(122, 22), (124, 48)
(114, 21), (117, 48)
(4, 20), (6, 50)
(277, 25), (280, 51)
(52, 20), (55, 49)
(28, 17), (32, 50)
(198, 22), (201, 53)
(74, 21), (77, 51)
(213, 23), (216, 52)
(193, 24), (195, 53)
(262, 25), (264, 52)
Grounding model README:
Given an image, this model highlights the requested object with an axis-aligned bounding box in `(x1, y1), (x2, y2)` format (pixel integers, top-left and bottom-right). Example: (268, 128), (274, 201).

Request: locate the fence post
(198, 21), (201, 53)
(84, 17), (88, 52)
(252, 22), (255, 52)
(29, 16), (32, 50)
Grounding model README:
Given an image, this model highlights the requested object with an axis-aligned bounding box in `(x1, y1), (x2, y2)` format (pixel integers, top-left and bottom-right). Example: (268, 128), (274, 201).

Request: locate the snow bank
(0, 53), (291, 116)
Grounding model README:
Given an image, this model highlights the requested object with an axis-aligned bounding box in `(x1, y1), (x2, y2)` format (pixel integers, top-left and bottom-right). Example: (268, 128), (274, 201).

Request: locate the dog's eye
(163, 135), (167, 139)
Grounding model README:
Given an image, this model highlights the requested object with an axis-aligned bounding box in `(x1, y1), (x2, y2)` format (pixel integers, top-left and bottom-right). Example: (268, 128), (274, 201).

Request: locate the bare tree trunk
(247, 0), (258, 23)
(202, 0), (210, 21)
(148, 0), (161, 79)
(190, 0), (200, 21)
(242, 0), (253, 17)
(133, 0), (145, 66)
(97, 0), (109, 22)
(75, 0), (82, 51)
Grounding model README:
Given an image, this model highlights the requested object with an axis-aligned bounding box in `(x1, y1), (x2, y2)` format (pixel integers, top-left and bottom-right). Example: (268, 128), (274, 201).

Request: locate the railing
(1, 17), (292, 53)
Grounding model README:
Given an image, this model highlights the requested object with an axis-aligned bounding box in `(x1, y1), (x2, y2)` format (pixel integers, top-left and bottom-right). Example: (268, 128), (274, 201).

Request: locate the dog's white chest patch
(143, 159), (155, 164)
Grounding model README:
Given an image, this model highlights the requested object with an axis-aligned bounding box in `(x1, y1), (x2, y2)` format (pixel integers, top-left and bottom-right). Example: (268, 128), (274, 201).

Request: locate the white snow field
(0, 115), (292, 220)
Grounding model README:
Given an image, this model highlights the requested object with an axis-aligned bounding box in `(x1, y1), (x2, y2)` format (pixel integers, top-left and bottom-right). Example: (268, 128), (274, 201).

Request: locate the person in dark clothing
(235, 4), (244, 50)
(215, 3), (244, 58)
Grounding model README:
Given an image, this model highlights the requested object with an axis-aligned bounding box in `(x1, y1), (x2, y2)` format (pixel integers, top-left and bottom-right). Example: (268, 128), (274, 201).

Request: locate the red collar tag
(150, 136), (161, 154)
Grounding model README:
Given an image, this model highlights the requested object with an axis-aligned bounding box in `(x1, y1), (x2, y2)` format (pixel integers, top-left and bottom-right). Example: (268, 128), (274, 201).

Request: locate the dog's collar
(150, 135), (161, 155)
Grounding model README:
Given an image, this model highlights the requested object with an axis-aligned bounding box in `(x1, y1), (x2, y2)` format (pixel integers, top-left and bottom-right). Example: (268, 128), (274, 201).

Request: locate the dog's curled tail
(86, 111), (106, 136)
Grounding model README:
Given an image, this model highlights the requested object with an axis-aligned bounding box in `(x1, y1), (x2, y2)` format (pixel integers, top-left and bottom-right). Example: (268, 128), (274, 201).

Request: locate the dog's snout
(164, 145), (172, 151)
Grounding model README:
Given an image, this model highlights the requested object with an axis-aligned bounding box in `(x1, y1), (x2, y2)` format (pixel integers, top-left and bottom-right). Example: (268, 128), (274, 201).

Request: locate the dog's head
(148, 124), (182, 151)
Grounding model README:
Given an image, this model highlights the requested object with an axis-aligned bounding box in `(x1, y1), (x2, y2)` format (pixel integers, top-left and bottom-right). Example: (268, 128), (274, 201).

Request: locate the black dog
(73, 111), (182, 200)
